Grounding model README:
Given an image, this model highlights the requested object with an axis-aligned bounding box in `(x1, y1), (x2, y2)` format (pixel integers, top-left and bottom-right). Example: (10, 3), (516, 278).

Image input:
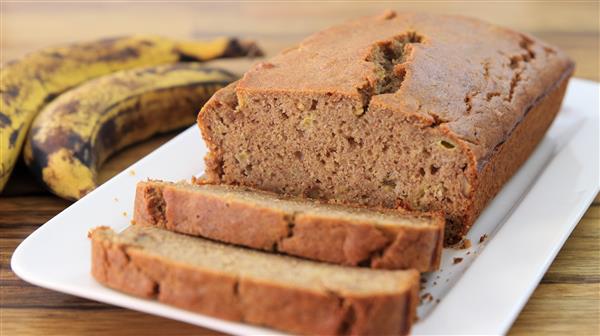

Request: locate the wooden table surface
(1, 2), (598, 335)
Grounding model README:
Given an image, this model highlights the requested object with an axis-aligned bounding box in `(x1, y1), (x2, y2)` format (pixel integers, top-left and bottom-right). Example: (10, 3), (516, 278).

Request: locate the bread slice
(134, 180), (444, 271)
(90, 225), (419, 335)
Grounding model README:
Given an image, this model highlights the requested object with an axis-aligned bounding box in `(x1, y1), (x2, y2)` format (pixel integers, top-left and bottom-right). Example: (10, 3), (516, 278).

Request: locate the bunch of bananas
(1, 35), (261, 199)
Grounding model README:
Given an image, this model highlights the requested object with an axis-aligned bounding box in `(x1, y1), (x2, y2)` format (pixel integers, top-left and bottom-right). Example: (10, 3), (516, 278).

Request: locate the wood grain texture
(1, 2), (598, 335)
(1, 309), (223, 336)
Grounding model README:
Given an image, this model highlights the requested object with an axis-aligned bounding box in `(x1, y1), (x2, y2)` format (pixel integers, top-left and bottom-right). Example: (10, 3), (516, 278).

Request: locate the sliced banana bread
(134, 180), (444, 271)
(197, 11), (574, 244)
(90, 225), (419, 335)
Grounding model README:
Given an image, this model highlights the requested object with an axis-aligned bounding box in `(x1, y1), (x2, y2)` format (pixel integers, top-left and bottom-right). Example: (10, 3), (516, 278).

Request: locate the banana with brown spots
(24, 63), (236, 200)
(0, 35), (261, 191)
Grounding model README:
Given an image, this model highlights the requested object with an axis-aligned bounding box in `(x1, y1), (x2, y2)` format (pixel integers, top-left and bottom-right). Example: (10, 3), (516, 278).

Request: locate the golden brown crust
(134, 181), (443, 271)
(466, 65), (574, 237)
(280, 212), (444, 271)
(91, 235), (157, 298)
(90, 227), (419, 335)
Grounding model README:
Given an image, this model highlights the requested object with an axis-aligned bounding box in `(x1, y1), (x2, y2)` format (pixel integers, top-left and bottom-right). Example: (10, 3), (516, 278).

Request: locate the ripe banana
(23, 63), (236, 200)
(1, 35), (261, 192)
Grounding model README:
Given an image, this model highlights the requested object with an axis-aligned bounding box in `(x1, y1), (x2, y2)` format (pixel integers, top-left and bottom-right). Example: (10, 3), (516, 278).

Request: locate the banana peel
(0, 35), (261, 192)
(24, 63), (236, 200)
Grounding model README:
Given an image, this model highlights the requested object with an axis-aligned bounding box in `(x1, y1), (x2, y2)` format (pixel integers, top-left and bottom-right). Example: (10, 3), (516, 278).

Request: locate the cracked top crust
(236, 11), (574, 162)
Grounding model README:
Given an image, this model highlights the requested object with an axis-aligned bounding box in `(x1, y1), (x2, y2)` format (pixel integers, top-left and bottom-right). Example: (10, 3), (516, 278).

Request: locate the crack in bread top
(235, 11), (573, 163)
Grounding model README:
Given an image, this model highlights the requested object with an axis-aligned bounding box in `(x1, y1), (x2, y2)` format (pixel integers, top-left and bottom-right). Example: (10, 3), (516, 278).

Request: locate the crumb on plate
(420, 293), (434, 303)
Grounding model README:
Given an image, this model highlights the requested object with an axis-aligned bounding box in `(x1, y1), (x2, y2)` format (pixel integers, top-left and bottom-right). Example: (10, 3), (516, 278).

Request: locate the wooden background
(1, 2), (598, 335)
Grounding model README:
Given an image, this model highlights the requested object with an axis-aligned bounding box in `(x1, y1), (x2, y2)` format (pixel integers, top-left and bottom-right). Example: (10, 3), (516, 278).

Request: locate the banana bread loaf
(133, 180), (444, 271)
(198, 11), (574, 244)
(90, 225), (419, 335)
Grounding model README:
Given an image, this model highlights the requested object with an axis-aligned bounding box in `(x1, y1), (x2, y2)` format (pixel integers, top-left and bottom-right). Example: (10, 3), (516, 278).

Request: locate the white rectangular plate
(12, 78), (599, 335)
